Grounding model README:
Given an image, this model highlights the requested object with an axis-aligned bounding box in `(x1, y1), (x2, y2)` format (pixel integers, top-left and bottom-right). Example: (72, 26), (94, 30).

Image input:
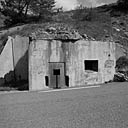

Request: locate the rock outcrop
(30, 23), (83, 41)
(112, 16), (128, 58)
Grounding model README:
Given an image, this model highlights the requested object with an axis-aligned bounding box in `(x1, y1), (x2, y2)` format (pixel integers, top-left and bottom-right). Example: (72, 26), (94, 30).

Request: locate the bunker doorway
(49, 62), (66, 89)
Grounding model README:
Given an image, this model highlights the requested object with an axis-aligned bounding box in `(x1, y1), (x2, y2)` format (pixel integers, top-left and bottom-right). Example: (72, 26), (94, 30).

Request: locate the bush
(116, 56), (128, 71)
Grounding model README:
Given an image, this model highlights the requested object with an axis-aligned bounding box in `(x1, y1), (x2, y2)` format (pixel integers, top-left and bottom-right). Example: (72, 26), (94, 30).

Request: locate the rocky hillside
(112, 15), (128, 55)
(0, 12), (6, 28)
(0, 3), (128, 56)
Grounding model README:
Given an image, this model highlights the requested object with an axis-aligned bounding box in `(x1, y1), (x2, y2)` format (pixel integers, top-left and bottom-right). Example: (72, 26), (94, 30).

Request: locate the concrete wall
(29, 40), (49, 90)
(29, 40), (116, 90)
(65, 40), (115, 86)
(0, 36), (14, 84)
(0, 36), (29, 86)
(12, 35), (29, 81)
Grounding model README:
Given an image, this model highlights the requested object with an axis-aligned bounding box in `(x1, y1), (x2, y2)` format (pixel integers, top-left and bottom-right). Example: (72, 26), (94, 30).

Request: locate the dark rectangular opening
(45, 76), (49, 86)
(84, 60), (98, 72)
(53, 69), (60, 75)
(65, 75), (69, 87)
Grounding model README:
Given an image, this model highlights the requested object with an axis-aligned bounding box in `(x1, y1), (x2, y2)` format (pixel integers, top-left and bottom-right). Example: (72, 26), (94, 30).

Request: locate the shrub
(116, 56), (128, 71)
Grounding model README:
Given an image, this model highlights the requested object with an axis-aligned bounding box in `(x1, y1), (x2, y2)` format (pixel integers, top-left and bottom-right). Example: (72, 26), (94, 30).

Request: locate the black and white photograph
(0, 0), (128, 127)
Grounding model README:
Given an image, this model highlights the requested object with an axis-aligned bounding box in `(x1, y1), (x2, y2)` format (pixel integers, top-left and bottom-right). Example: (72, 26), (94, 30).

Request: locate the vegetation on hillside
(0, 0), (128, 45)
(0, 0), (55, 26)
(116, 56), (128, 71)
(117, 0), (128, 11)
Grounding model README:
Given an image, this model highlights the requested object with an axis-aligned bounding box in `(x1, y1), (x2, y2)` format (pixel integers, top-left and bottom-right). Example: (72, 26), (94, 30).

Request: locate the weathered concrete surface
(65, 40), (115, 86)
(0, 36), (14, 84)
(0, 36), (29, 85)
(29, 40), (49, 90)
(29, 40), (115, 90)
(0, 82), (128, 128)
(12, 35), (29, 80)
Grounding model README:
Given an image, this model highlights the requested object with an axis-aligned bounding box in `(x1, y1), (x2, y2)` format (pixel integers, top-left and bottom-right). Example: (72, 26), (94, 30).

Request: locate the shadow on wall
(0, 50), (28, 91)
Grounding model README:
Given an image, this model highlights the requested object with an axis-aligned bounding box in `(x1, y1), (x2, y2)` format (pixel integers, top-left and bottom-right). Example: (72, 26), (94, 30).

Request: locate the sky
(55, 0), (118, 11)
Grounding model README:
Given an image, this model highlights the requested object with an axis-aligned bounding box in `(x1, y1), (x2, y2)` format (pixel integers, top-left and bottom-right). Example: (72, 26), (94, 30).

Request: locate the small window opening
(65, 76), (69, 87)
(45, 76), (49, 86)
(53, 69), (60, 75)
(84, 60), (98, 72)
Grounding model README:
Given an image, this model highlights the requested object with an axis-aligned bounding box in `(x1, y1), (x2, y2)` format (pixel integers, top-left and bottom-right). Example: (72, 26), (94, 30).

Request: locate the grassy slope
(0, 8), (111, 40)
(0, 3), (128, 52)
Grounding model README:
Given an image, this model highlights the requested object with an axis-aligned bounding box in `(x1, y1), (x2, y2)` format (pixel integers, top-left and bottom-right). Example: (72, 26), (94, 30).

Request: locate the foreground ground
(0, 82), (128, 128)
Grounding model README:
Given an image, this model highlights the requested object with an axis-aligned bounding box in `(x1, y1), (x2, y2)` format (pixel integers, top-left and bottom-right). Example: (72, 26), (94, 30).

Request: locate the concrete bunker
(29, 26), (116, 91)
(0, 24), (116, 91)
